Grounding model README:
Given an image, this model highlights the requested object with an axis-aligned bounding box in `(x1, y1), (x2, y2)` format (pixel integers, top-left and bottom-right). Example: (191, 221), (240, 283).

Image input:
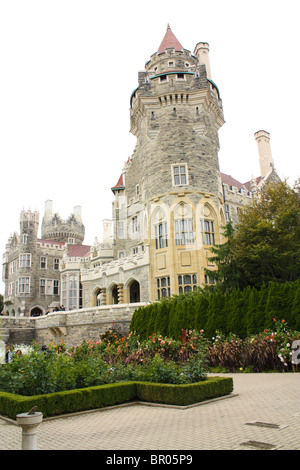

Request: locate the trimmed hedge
(0, 376), (233, 420)
(130, 281), (300, 340)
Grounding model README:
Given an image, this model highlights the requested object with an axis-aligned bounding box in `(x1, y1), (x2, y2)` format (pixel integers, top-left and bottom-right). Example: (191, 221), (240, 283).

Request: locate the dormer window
(168, 61), (174, 67)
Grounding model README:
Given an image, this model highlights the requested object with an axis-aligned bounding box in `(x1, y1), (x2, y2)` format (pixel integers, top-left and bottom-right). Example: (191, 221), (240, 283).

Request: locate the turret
(41, 201), (85, 244)
(193, 42), (212, 80)
(254, 130), (275, 178)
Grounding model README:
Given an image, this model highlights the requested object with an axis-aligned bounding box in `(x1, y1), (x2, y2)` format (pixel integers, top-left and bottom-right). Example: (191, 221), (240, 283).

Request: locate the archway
(129, 280), (140, 303)
(30, 307), (43, 317)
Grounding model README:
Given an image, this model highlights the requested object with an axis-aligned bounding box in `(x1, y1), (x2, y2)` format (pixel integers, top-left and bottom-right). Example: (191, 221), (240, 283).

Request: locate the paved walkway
(0, 373), (299, 451)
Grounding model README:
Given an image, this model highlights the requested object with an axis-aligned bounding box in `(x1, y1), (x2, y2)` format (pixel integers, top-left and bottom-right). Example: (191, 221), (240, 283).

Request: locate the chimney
(194, 42), (212, 79)
(254, 130), (275, 178)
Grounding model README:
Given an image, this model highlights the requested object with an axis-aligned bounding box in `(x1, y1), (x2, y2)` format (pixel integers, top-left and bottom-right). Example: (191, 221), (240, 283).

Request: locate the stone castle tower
(83, 26), (230, 305)
(41, 200), (85, 244)
(110, 25), (226, 300)
(2, 202), (86, 316)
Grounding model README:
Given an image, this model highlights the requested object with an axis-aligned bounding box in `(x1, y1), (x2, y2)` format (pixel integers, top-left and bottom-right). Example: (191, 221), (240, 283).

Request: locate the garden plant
(0, 318), (299, 398)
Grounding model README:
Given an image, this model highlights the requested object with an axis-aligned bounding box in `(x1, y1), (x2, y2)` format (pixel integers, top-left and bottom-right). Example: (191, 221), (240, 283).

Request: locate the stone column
(16, 411), (43, 450)
(101, 288), (107, 305)
(117, 283), (124, 303)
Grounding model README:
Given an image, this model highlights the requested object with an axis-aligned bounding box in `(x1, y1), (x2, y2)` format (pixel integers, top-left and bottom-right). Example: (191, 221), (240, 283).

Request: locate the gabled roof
(157, 24), (183, 54)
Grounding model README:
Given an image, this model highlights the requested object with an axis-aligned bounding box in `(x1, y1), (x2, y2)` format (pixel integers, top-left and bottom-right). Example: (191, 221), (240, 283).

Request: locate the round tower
(112, 26), (227, 299)
(129, 25), (225, 203)
(41, 200), (85, 244)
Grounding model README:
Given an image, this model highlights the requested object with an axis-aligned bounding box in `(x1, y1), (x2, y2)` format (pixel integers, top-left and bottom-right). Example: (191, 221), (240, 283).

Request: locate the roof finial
(167, 24), (171, 30)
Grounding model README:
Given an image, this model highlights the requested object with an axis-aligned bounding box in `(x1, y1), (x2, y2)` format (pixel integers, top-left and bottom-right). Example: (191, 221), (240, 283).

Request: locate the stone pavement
(0, 373), (299, 451)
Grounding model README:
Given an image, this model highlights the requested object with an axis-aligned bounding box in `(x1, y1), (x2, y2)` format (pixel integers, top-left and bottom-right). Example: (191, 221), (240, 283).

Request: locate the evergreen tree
(233, 180), (300, 289)
(204, 220), (246, 293)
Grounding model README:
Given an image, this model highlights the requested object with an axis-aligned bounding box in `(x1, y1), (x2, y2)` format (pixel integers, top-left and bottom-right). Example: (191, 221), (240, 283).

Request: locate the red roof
(221, 173), (246, 191)
(158, 25), (183, 54)
(111, 173), (125, 191)
(67, 244), (91, 257)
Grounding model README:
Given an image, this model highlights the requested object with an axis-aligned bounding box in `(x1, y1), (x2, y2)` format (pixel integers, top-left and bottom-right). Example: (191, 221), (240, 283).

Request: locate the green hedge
(130, 281), (300, 340)
(0, 377), (233, 420)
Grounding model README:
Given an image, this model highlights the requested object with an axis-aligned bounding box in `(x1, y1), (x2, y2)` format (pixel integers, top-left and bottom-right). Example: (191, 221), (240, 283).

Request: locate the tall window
(19, 253), (31, 267)
(54, 258), (60, 270)
(118, 221), (125, 238)
(18, 277), (30, 294)
(200, 220), (215, 245)
(132, 216), (138, 233)
(155, 222), (168, 249)
(172, 164), (188, 186)
(40, 279), (46, 294)
(178, 274), (197, 294)
(53, 280), (59, 295)
(225, 204), (230, 222)
(157, 276), (170, 300)
(69, 275), (77, 309)
(40, 256), (47, 269)
(175, 219), (194, 245)
(61, 276), (67, 306)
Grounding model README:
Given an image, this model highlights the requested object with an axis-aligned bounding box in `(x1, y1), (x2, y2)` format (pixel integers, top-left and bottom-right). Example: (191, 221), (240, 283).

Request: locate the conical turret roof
(157, 24), (183, 53)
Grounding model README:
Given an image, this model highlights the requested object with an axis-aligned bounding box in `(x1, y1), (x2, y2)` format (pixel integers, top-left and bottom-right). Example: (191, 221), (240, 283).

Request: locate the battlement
(41, 200), (85, 244)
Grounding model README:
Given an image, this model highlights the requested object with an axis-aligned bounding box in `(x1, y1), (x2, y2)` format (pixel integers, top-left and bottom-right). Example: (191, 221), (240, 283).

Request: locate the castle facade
(2, 26), (279, 316)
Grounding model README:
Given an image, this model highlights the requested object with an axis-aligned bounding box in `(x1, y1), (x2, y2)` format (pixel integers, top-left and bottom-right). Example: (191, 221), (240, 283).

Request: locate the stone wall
(0, 302), (147, 348)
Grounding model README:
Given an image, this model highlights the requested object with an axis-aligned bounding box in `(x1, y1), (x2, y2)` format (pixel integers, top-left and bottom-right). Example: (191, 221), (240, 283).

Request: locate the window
(18, 277), (30, 294)
(178, 274), (197, 294)
(177, 73), (185, 80)
(54, 258), (60, 270)
(19, 253), (31, 268)
(175, 219), (194, 245)
(61, 276), (67, 306)
(172, 165), (188, 186)
(119, 251), (125, 259)
(40, 256), (47, 269)
(40, 279), (46, 294)
(10, 260), (17, 274)
(23, 234), (28, 244)
(200, 220), (215, 245)
(132, 216), (138, 233)
(8, 282), (14, 296)
(225, 204), (230, 222)
(53, 280), (59, 295)
(157, 276), (170, 300)
(155, 222), (168, 249)
(133, 247), (138, 255)
(136, 184), (140, 198)
(160, 74), (167, 82)
(168, 61), (174, 67)
(205, 274), (215, 285)
(118, 221), (125, 238)
(69, 275), (77, 308)
(68, 238), (75, 244)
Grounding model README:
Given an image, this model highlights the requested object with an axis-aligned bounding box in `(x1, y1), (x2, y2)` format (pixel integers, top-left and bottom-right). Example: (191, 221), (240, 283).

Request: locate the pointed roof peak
(157, 25), (183, 54)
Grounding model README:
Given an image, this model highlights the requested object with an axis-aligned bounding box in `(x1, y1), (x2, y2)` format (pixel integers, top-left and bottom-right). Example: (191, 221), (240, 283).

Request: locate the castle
(2, 26), (280, 317)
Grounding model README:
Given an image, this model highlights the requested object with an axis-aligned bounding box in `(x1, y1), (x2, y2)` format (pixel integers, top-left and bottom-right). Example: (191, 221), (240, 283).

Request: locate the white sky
(0, 0), (299, 295)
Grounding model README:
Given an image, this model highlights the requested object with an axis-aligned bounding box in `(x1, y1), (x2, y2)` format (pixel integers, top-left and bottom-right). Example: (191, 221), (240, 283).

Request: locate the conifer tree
(204, 220), (246, 293)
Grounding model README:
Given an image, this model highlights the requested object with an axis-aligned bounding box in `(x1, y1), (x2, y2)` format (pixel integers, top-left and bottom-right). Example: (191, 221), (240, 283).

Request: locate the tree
(204, 220), (246, 293)
(232, 180), (300, 289)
